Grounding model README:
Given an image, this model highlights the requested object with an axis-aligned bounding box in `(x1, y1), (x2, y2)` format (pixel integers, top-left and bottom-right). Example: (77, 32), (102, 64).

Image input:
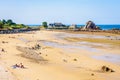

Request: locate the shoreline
(46, 29), (120, 35)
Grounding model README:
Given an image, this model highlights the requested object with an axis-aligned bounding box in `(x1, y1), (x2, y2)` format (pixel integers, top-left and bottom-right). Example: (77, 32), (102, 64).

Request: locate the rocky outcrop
(101, 66), (114, 72)
(81, 21), (101, 30)
(69, 24), (77, 30)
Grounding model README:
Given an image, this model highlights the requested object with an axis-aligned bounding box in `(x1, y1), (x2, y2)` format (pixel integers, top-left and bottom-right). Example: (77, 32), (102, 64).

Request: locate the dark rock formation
(85, 21), (96, 29)
(101, 66), (114, 72)
(82, 21), (101, 30)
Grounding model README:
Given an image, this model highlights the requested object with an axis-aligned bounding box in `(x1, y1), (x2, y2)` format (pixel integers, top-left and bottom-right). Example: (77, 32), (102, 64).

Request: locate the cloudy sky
(0, 0), (120, 24)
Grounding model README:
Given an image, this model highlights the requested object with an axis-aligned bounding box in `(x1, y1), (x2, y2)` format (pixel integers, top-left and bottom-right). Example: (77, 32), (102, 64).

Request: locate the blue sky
(0, 0), (120, 24)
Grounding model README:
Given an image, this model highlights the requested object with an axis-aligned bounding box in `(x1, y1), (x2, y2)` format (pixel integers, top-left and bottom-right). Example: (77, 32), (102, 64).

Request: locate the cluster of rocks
(101, 66), (114, 72)
(69, 24), (77, 30)
(31, 44), (41, 50)
(105, 30), (120, 35)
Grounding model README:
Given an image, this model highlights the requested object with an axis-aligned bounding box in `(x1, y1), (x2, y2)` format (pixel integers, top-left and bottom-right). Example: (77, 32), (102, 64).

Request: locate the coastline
(28, 24), (120, 30)
(0, 30), (120, 80)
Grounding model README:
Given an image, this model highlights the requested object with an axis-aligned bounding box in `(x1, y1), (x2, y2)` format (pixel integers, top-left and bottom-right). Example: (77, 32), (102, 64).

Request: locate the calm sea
(28, 25), (120, 30)
(77, 25), (120, 30)
(98, 25), (120, 30)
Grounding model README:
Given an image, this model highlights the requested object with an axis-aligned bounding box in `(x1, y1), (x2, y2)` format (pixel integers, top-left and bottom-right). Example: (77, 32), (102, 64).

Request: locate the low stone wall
(0, 29), (40, 34)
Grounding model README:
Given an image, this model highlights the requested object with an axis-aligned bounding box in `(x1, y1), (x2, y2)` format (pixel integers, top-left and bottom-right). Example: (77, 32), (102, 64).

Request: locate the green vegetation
(0, 19), (28, 30)
(42, 22), (48, 28)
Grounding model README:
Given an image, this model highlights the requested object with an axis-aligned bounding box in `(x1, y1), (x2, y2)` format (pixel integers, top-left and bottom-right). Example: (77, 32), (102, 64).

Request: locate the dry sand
(0, 30), (120, 80)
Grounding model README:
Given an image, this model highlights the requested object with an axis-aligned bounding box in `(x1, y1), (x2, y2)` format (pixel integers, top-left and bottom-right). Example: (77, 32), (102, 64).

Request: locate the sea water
(77, 25), (120, 30)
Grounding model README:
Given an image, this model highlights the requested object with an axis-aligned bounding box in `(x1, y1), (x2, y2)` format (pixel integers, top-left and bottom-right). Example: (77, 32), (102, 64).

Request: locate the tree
(0, 21), (3, 28)
(2, 19), (6, 25)
(6, 19), (15, 26)
(42, 22), (48, 28)
(0, 19), (27, 29)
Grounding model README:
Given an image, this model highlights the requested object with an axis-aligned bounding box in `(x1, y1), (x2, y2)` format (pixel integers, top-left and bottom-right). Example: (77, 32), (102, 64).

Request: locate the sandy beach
(0, 30), (120, 80)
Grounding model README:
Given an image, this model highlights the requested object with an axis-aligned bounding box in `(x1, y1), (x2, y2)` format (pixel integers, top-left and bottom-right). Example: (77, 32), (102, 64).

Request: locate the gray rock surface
(82, 21), (100, 30)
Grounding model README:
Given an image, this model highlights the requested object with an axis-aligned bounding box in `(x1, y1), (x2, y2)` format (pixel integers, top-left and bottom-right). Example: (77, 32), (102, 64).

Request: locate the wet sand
(0, 30), (120, 80)
(0, 62), (17, 80)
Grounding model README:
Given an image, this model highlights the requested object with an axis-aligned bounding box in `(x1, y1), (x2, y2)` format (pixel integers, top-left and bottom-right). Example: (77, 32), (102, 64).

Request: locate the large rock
(101, 66), (114, 72)
(85, 21), (96, 29)
(69, 24), (77, 30)
(82, 21), (100, 30)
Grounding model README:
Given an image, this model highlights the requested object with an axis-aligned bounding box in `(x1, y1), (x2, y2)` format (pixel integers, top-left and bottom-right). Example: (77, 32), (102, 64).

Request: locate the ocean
(28, 25), (120, 30)
(77, 25), (120, 30)
(98, 25), (120, 30)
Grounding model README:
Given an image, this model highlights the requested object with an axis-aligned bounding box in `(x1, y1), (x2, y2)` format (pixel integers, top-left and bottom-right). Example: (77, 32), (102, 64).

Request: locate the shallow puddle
(92, 54), (120, 65)
(42, 41), (101, 53)
(42, 41), (120, 65)
(18, 38), (29, 43)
